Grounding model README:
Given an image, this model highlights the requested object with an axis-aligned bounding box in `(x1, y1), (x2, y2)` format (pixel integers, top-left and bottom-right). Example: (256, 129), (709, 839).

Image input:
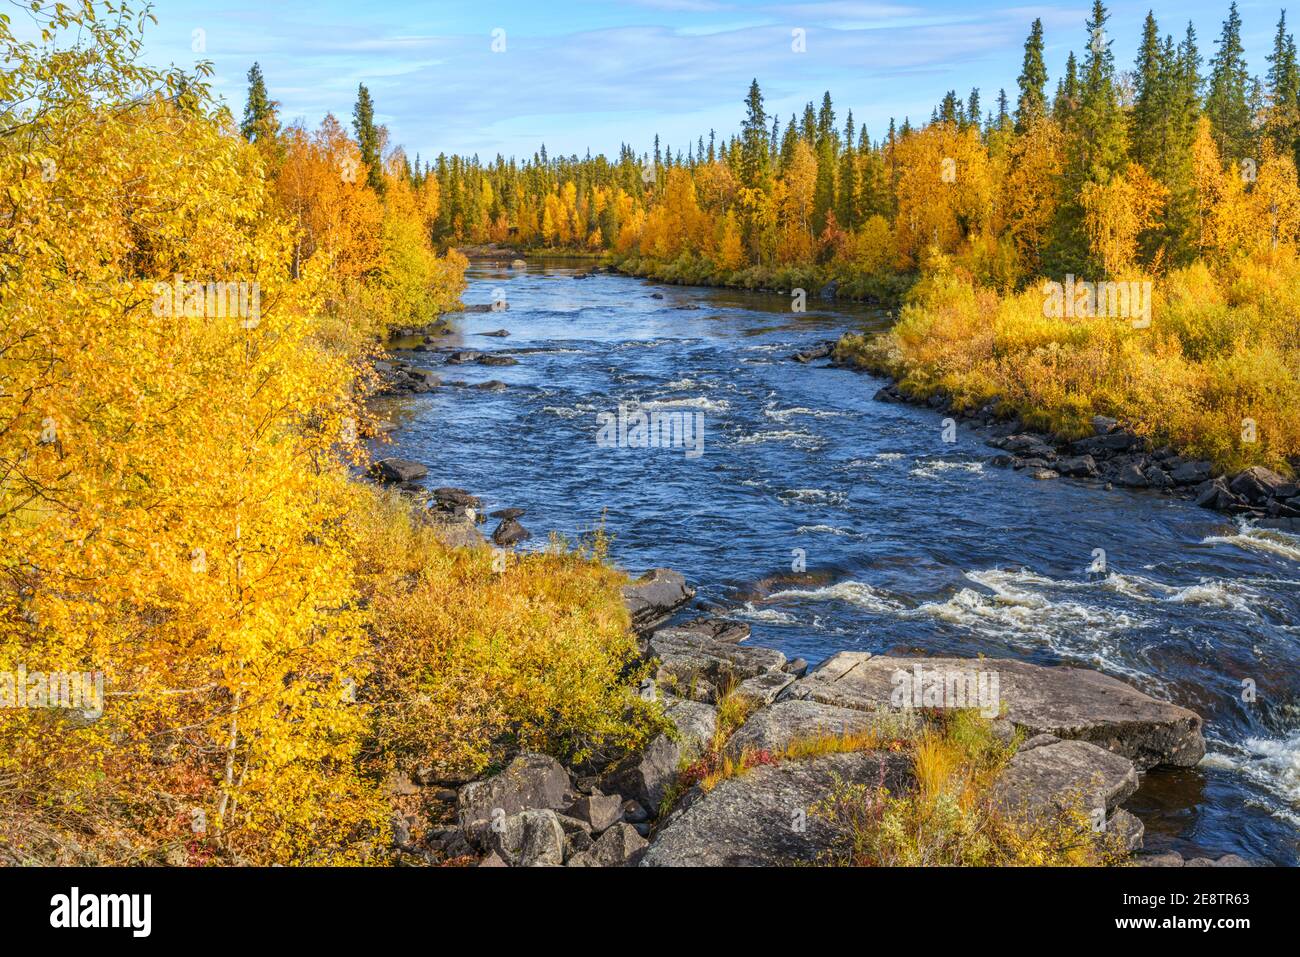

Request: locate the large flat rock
(994, 735), (1139, 818)
(724, 698), (919, 759)
(782, 653), (1204, 769)
(640, 751), (911, 866)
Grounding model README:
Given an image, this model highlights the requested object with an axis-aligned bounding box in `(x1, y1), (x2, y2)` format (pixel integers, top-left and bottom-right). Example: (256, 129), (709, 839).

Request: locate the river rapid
(384, 259), (1300, 864)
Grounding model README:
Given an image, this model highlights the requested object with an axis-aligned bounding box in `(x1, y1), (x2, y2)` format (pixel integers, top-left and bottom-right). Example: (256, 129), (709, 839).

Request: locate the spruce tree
(1016, 18), (1049, 132)
(1206, 2), (1254, 161)
(352, 83), (384, 192)
(240, 62), (278, 144)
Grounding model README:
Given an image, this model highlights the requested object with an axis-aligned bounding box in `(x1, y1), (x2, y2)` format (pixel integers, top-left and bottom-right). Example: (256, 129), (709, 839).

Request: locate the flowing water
(385, 260), (1300, 864)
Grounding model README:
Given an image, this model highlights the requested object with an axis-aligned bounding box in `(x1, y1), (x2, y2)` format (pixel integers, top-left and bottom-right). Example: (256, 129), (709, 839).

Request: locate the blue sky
(39, 1), (1294, 160)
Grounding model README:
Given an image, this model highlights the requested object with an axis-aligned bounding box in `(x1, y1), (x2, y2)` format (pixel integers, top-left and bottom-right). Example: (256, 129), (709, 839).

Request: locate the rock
(1114, 462), (1149, 488)
(650, 292), (665, 299)
(1107, 808), (1145, 853)
(478, 851), (508, 867)
(1138, 850), (1186, 867)
(511, 259), (527, 268)
(372, 458), (428, 484)
(432, 487), (482, 511)
(620, 799), (649, 824)
(784, 657), (809, 677)
(733, 670), (797, 708)
(565, 793), (624, 834)
(782, 653), (1204, 769)
(489, 809), (566, 867)
(1030, 469), (1059, 481)
(425, 511), (485, 549)
(989, 453), (1015, 468)
(491, 517), (530, 546)
(391, 813), (412, 847)
(1194, 477), (1230, 509)
(599, 734), (680, 814)
(1056, 454), (1097, 478)
(457, 752), (575, 846)
(993, 736), (1139, 820)
(489, 507), (526, 520)
(479, 329), (511, 337)
(621, 568), (695, 632)
(1092, 415), (1119, 435)
(446, 350), (483, 364)
(662, 696), (718, 760)
(819, 280), (838, 300)
(1072, 432), (1136, 455)
(723, 698), (912, 759)
(477, 354), (519, 366)
(563, 827), (594, 859)
(1145, 465), (1173, 489)
(1230, 465), (1288, 504)
(567, 823), (648, 867)
(474, 380), (508, 391)
(653, 616), (750, 644)
(791, 342), (835, 363)
(1170, 459), (1213, 486)
(649, 627), (787, 696)
(641, 751), (911, 866)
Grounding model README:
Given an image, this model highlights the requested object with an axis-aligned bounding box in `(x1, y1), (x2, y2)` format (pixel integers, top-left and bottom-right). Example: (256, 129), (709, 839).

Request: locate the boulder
(641, 751), (911, 866)
(1230, 465), (1288, 504)
(723, 698), (915, 759)
(648, 627), (786, 697)
(621, 568), (695, 632)
(489, 507), (526, 520)
(733, 670), (797, 708)
(662, 696), (718, 760)
(791, 342), (835, 363)
(446, 350), (483, 364)
(565, 793), (624, 834)
(1170, 459), (1213, 486)
(372, 458), (428, 484)
(657, 617), (751, 645)
(489, 809), (565, 866)
(458, 752), (575, 846)
(432, 487), (482, 511)
(477, 354), (519, 366)
(993, 735), (1139, 819)
(1056, 454), (1097, 478)
(479, 329), (511, 337)
(567, 822), (648, 867)
(599, 733), (680, 813)
(781, 654), (1204, 769)
(1113, 462), (1149, 488)
(491, 517), (530, 546)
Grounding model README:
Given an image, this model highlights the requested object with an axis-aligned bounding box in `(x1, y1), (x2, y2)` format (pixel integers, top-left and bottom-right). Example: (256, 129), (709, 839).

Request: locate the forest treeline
(395, 1), (1300, 296)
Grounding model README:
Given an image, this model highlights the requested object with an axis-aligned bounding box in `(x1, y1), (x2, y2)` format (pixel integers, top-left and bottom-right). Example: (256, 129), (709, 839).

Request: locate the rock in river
(782, 653), (1204, 769)
(371, 458), (428, 484)
(621, 568), (695, 632)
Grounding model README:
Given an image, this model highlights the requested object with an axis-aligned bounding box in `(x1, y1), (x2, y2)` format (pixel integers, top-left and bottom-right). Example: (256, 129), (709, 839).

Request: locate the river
(384, 259), (1300, 865)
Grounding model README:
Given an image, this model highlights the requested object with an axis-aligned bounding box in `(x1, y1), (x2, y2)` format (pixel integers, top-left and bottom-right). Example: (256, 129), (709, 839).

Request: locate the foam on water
(1203, 520), (1300, 563)
(767, 580), (904, 614)
(778, 488), (848, 506)
(1201, 732), (1300, 827)
(909, 459), (986, 479)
